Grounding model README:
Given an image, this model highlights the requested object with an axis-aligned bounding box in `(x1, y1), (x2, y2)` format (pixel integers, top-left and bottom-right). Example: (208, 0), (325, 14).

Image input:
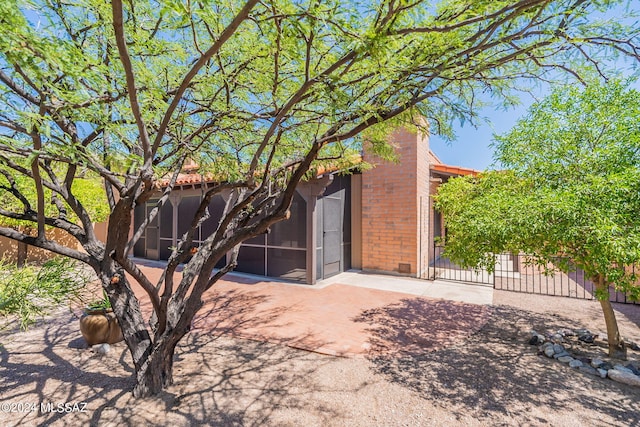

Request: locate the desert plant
(0, 257), (89, 330)
(86, 290), (112, 311)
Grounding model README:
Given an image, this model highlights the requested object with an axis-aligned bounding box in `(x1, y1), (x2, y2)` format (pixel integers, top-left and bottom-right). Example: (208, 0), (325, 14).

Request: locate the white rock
(544, 346), (555, 358)
(598, 368), (608, 379)
(608, 369), (640, 387)
(91, 343), (111, 354)
(591, 358), (604, 368)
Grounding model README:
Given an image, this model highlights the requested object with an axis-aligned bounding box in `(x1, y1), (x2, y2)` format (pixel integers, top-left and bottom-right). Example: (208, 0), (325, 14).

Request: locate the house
(132, 128), (479, 284)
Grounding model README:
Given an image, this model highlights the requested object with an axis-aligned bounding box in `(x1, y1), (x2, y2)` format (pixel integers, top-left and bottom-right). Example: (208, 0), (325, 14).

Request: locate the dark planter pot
(79, 308), (124, 346)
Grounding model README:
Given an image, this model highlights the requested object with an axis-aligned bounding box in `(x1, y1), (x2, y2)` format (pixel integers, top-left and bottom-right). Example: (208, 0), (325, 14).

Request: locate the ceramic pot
(79, 308), (124, 346)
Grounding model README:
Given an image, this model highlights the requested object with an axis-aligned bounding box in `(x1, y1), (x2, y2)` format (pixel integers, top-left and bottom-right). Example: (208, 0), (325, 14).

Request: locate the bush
(0, 257), (90, 330)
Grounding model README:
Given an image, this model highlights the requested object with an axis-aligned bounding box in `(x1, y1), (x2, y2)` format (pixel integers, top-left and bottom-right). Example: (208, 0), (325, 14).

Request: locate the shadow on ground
(353, 298), (490, 356)
(358, 301), (640, 425)
(0, 290), (339, 427)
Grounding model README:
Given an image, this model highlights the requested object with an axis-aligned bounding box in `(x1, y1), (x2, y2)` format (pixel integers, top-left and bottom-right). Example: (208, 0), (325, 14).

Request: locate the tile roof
(430, 163), (480, 176)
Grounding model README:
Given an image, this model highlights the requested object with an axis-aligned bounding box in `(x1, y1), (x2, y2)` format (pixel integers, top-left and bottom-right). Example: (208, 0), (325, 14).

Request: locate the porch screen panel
(236, 246), (266, 276)
(177, 196), (201, 239)
(133, 203), (146, 257)
(268, 193), (306, 248)
(200, 195), (225, 239)
(235, 191), (307, 281)
(159, 201), (173, 260)
(267, 248), (306, 281)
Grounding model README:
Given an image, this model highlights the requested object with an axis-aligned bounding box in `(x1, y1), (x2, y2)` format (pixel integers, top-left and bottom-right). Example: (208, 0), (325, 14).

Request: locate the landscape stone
(91, 343), (111, 355)
(551, 334), (564, 343)
(608, 369), (640, 387)
(541, 342), (554, 350)
(626, 363), (640, 376)
(523, 329), (640, 385)
(613, 364), (633, 374)
(578, 365), (598, 376)
(600, 362), (614, 370)
(569, 360), (583, 368)
(578, 334), (595, 343)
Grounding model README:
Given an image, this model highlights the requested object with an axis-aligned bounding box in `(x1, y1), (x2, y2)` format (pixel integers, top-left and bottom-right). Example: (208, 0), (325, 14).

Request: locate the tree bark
(99, 262), (197, 397)
(595, 274), (627, 360)
(16, 241), (27, 268)
(132, 340), (177, 398)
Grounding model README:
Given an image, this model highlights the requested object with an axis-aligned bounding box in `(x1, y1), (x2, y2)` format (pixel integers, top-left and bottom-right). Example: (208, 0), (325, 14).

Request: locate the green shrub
(0, 257), (90, 330)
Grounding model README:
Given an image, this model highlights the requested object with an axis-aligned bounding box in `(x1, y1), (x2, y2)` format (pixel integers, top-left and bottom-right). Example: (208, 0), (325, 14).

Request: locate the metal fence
(432, 245), (639, 305)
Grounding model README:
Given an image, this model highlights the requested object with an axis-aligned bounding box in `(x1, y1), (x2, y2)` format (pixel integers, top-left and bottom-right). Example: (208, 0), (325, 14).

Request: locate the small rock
(554, 351), (570, 359)
(560, 329), (575, 337)
(91, 343), (111, 354)
(551, 334), (564, 343)
(578, 365), (598, 376)
(558, 355), (574, 363)
(598, 368), (608, 378)
(591, 358), (604, 368)
(544, 346), (556, 358)
(613, 364), (633, 374)
(600, 362), (614, 370)
(608, 369), (640, 387)
(578, 334), (595, 344)
(541, 341), (554, 350)
(569, 360), (584, 368)
(553, 344), (565, 354)
(626, 363), (640, 376)
(529, 335), (542, 345)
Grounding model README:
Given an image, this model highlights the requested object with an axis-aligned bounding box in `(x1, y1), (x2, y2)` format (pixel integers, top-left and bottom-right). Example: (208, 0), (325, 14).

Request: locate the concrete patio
(130, 262), (493, 357)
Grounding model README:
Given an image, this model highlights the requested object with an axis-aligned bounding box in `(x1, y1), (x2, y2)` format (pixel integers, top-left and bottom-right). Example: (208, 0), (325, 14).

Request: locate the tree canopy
(435, 80), (640, 358)
(1, 0), (640, 396)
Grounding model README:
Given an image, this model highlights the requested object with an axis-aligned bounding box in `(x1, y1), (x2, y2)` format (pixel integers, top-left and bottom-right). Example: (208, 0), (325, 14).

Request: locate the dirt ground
(1, 285), (639, 427)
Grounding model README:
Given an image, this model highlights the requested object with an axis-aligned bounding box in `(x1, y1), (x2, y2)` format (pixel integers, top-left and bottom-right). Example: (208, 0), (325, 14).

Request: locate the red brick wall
(361, 128), (431, 276)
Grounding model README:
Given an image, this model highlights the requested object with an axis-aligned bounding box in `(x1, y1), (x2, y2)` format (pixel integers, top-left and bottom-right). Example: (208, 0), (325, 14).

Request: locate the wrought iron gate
(432, 244), (639, 304)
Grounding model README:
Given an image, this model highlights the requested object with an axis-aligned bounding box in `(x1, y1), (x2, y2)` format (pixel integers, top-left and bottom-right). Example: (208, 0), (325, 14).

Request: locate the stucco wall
(0, 222), (108, 265)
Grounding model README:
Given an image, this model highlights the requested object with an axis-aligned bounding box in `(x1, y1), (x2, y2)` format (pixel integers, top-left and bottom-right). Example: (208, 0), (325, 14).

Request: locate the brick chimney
(360, 127), (431, 277)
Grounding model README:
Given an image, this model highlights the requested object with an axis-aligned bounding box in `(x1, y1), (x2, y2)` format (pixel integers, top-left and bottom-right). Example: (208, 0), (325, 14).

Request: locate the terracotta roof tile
(430, 163), (480, 176)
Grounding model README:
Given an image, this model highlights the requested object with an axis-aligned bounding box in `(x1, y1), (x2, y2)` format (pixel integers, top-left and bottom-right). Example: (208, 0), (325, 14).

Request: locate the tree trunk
(16, 241), (27, 268)
(132, 341), (177, 398)
(595, 274), (627, 359)
(100, 266), (195, 398)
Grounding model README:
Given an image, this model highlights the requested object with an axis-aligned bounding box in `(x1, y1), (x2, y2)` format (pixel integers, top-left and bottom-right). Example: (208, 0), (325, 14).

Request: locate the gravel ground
(0, 288), (639, 426)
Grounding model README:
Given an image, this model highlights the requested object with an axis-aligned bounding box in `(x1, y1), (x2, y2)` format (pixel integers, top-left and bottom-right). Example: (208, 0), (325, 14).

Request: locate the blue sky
(429, 71), (639, 171)
(428, 1), (640, 171)
(429, 100), (533, 171)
